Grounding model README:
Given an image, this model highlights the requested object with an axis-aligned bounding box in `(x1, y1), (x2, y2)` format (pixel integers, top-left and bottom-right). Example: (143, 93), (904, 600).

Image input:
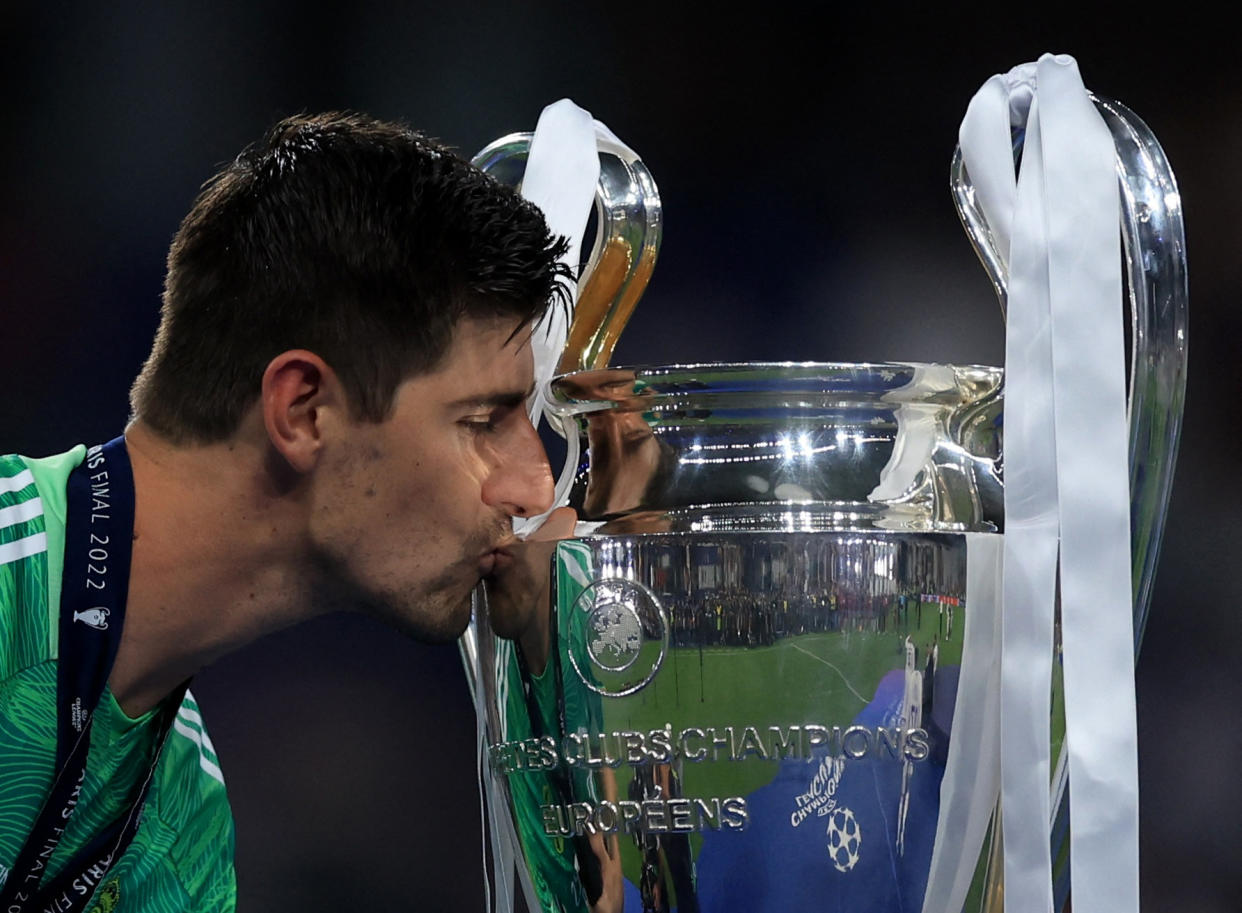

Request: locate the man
(1, 111), (572, 912)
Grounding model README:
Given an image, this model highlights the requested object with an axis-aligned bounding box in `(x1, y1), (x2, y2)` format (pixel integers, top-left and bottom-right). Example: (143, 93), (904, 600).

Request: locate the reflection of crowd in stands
(634, 536), (968, 650)
(658, 587), (965, 649)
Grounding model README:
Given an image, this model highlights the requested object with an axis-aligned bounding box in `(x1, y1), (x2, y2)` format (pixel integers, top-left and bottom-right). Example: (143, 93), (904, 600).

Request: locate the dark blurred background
(2, 5), (1236, 912)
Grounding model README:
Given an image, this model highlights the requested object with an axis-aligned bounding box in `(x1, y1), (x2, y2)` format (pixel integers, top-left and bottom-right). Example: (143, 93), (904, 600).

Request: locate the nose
(481, 412), (556, 518)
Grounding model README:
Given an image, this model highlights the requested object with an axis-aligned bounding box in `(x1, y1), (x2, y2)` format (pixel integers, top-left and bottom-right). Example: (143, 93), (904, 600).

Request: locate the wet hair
(130, 111), (571, 443)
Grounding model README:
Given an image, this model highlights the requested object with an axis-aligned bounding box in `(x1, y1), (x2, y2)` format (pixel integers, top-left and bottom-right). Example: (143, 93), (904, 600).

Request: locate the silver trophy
(464, 93), (1186, 913)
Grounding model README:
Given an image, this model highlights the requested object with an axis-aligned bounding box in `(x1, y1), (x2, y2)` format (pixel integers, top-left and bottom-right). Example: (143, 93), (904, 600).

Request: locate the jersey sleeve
(1, 454), (53, 679)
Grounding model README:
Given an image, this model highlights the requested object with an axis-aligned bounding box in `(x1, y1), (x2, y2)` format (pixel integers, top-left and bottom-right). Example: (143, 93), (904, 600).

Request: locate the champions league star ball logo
(567, 578), (668, 697)
(825, 807), (862, 873)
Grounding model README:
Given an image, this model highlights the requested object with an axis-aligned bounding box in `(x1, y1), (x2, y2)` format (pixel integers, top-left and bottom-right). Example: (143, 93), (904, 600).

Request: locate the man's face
(308, 316), (554, 641)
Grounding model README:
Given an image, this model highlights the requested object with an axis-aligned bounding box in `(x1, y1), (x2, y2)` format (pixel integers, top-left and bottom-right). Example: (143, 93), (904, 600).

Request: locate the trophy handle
(472, 131), (663, 374)
(951, 95), (1188, 913)
(950, 95), (1188, 649)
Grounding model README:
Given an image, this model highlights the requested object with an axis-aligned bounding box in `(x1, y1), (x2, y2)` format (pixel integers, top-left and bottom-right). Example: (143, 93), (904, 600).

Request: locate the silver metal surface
(475, 366), (1001, 912)
(478, 526), (975, 912)
(548, 362), (1004, 535)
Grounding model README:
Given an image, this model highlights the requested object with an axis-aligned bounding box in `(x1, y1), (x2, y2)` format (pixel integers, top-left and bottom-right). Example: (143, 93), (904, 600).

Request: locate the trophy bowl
(474, 362), (1013, 913)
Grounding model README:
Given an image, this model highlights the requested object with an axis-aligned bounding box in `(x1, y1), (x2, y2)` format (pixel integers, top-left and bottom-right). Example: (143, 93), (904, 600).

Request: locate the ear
(261, 350), (342, 474)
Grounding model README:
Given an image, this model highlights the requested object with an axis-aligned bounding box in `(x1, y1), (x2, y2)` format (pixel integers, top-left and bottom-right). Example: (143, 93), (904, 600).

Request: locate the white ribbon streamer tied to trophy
(516, 100), (600, 428)
(951, 54), (1139, 913)
(471, 98), (630, 913)
(513, 99), (643, 536)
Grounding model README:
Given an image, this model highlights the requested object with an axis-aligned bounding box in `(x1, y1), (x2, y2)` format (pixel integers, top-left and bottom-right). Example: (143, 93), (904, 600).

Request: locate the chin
(370, 582), (479, 645)
(442, 588), (478, 639)
(423, 590), (478, 643)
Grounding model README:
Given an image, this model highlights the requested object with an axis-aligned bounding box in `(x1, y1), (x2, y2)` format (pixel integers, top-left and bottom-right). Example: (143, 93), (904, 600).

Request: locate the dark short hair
(130, 111), (571, 443)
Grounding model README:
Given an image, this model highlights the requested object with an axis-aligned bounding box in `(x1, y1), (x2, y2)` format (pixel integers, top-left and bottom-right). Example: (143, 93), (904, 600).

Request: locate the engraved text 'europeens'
(542, 796), (749, 838)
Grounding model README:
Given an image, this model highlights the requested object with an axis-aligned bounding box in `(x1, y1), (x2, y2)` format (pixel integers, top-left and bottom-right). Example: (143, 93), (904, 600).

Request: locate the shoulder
(125, 689), (236, 912)
(164, 691), (228, 797)
(160, 690), (236, 904)
(1, 448), (85, 677)
(1, 453), (51, 579)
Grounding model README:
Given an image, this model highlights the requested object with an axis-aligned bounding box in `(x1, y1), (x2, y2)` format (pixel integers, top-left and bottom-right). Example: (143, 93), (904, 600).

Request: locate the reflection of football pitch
(593, 601), (954, 888)
(605, 632), (895, 801)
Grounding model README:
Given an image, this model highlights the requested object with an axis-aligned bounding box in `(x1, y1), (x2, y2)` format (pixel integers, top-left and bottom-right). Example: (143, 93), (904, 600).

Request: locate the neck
(107, 422), (323, 717)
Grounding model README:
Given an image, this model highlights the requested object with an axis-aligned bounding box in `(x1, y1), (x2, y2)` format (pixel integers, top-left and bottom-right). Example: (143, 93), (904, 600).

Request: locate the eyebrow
(446, 383), (536, 410)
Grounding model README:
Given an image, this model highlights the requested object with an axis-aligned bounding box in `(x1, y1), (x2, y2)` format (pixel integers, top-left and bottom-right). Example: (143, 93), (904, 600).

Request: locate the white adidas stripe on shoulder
(0, 532), (47, 568)
(177, 704), (205, 728)
(172, 718), (225, 784)
(172, 691), (225, 785)
(0, 498), (43, 530)
(0, 469), (35, 496)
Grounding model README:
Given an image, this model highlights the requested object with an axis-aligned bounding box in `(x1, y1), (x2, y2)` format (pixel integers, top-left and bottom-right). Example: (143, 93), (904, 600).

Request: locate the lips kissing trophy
(461, 54), (1187, 913)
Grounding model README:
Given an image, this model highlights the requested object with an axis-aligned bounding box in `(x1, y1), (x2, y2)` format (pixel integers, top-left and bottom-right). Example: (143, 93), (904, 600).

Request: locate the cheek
(388, 444), (487, 524)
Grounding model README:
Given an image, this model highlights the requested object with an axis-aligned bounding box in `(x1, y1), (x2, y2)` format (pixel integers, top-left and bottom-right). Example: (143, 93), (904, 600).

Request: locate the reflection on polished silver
(472, 129), (662, 374)
(951, 94), (1186, 647)
(547, 362), (1004, 533)
(476, 527), (974, 911)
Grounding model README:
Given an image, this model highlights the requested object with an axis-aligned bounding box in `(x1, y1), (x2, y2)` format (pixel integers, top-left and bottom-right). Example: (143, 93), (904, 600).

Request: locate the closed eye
(460, 401), (524, 434)
(460, 415), (499, 433)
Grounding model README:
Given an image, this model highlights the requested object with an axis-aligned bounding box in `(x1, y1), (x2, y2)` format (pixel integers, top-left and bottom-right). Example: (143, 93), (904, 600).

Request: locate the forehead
(445, 315), (532, 369)
(417, 315), (535, 402)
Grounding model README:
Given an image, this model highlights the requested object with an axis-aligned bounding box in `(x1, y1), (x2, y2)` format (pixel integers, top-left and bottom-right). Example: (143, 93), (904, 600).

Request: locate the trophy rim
(546, 360), (1004, 411)
(552, 358), (1003, 376)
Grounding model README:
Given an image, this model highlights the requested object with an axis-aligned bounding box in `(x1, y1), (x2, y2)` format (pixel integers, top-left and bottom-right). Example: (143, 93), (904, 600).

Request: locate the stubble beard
(308, 545), (482, 645)
(406, 563), (480, 642)
(359, 558), (482, 644)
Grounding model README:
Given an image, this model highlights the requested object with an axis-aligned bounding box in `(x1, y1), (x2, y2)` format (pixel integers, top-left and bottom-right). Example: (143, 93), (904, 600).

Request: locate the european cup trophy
(462, 59), (1187, 913)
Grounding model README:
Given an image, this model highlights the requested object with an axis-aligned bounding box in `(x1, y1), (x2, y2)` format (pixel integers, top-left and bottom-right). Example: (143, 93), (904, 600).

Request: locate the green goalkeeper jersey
(0, 447), (236, 912)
